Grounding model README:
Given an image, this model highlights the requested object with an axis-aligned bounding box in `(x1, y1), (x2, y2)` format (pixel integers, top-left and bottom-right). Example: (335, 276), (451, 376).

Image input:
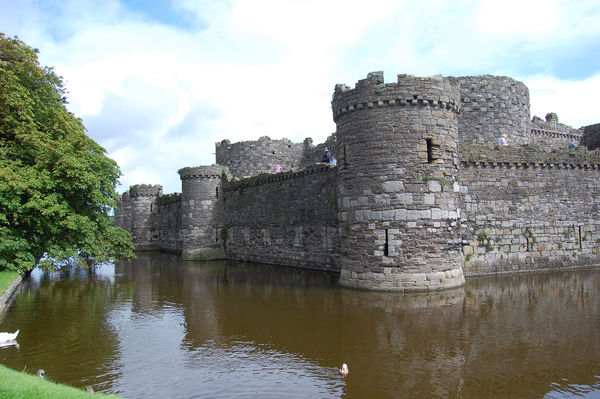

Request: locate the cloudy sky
(1, 0), (599, 194)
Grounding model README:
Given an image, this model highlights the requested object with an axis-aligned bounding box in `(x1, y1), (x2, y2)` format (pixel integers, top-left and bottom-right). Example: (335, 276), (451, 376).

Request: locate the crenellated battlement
(178, 165), (227, 180)
(129, 184), (162, 198)
(157, 192), (181, 205)
(332, 72), (461, 122)
(223, 163), (336, 193)
(459, 142), (600, 167)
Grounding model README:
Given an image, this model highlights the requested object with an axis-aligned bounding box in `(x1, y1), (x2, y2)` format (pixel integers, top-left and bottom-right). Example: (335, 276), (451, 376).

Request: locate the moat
(1, 253), (599, 398)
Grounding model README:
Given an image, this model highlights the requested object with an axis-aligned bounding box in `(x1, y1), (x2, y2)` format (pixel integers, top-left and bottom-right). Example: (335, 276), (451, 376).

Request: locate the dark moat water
(0, 253), (599, 398)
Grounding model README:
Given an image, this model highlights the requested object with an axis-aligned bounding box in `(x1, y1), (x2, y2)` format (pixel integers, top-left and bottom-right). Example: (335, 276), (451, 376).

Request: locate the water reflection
(0, 253), (598, 398)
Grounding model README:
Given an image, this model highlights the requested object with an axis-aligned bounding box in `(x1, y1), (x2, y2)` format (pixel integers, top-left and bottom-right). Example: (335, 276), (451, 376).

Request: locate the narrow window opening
(383, 229), (389, 257)
(216, 186), (219, 199)
(150, 203), (153, 212)
(579, 226), (583, 249)
(272, 151), (275, 154)
(426, 139), (433, 163)
(526, 236), (530, 252)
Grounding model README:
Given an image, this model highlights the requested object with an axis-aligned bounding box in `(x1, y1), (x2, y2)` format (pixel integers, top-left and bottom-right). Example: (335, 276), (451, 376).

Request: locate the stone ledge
(339, 266), (465, 292)
(0, 274), (24, 315)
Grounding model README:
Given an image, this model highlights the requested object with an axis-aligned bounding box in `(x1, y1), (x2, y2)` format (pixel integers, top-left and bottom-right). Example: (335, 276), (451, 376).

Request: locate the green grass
(0, 364), (119, 398)
(0, 271), (121, 398)
(0, 270), (20, 295)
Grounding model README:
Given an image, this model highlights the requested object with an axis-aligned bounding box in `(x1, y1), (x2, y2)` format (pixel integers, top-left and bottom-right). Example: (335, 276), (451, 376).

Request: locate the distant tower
(129, 184), (162, 250)
(114, 190), (131, 232)
(332, 72), (465, 291)
(454, 75), (530, 145)
(178, 166), (227, 260)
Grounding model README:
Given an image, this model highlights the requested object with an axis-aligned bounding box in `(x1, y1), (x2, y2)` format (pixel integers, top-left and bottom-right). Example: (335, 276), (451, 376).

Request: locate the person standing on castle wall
(569, 139), (578, 149)
(322, 148), (331, 163)
(273, 164), (282, 173)
(330, 156), (337, 166)
(498, 134), (508, 146)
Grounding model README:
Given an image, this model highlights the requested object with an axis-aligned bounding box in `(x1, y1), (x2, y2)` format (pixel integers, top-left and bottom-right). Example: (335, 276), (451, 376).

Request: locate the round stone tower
(332, 72), (465, 291)
(178, 165), (227, 260)
(129, 184), (162, 250)
(453, 75), (530, 145)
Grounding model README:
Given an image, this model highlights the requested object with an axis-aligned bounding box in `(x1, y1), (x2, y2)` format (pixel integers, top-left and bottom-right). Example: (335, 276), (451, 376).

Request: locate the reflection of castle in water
(115, 72), (600, 292)
(115, 254), (600, 398)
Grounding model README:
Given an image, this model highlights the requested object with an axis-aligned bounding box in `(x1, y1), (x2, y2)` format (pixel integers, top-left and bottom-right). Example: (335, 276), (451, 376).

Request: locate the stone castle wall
(221, 164), (339, 271)
(157, 193), (182, 252)
(114, 191), (131, 232)
(459, 143), (600, 275)
(128, 184), (162, 250)
(216, 136), (305, 178)
(114, 71), (600, 292)
(452, 76), (530, 145)
(582, 123), (600, 150)
(300, 134), (338, 167)
(530, 113), (583, 148)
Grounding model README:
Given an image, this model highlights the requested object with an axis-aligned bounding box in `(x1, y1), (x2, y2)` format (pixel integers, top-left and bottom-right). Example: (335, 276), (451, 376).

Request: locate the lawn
(0, 270), (19, 295)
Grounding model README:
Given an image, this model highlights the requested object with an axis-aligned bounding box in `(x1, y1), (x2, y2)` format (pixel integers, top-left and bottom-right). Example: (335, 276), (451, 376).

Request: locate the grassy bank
(0, 270), (120, 398)
(0, 364), (119, 398)
(0, 270), (19, 294)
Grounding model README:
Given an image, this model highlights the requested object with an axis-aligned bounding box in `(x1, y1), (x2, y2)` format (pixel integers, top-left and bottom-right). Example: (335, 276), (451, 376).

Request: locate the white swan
(339, 363), (348, 377)
(0, 330), (19, 342)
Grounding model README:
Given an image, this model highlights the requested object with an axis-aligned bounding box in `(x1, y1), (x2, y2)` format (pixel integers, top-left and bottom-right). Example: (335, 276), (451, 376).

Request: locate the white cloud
(476, 0), (560, 37)
(1, 0), (599, 195)
(524, 73), (600, 128)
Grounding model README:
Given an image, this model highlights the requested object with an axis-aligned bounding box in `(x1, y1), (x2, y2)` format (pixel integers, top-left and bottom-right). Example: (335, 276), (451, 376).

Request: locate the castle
(114, 72), (600, 292)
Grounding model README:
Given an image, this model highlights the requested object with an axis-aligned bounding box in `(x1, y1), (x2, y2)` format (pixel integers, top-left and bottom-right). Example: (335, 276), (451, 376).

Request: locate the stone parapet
(332, 72), (460, 122)
(129, 184), (162, 198)
(178, 165), (227, 180)
(157, 193), (182, 205)
(224, 163), (336, 192)
(216, 136), (304, 179)
(459, 142), (600, 166)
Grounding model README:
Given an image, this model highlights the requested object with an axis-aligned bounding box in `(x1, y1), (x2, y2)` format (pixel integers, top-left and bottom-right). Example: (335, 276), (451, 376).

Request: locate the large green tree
(0, 33), (134, 272)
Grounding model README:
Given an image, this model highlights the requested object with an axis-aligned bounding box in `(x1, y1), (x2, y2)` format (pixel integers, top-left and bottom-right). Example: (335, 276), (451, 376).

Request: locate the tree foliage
(0, 33), (135, 272)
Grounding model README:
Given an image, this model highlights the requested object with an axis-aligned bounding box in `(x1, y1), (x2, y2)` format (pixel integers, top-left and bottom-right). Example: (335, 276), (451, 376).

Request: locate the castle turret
(332, 72), (465, 291)
(178, 166), (227, 260)
(129, 184), (162, 250)
(453, 75), (530, 145)
(114, 190), (131, 232)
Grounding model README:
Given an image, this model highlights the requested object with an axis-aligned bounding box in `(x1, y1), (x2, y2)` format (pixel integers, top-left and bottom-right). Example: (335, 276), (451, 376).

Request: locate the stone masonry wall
(459, 143), (600, 275)
(128, 184), (162, 251)
(179, 166), (226, 260)
(582, 123), (600, 150)
(114, 191), (131, 232)
(530, 113), (583, 149)
(216, 136), (305, 178)
(453, 76), (530, 145)
(221, 164), (339, 271)
(299, 133), (338, 167)
(332, 72), (464, 291)
(157, 193), (182, 252)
